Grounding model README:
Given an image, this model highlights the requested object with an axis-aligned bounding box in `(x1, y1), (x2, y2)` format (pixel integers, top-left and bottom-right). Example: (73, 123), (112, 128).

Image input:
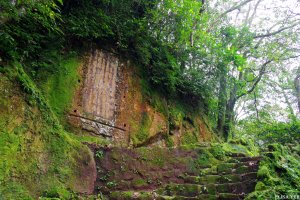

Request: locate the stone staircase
(93, 146), (261, 200)
(155, 154), (261, 200)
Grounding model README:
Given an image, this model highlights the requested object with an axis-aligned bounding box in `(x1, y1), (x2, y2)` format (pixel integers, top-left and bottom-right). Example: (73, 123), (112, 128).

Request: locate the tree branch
(294, 67), (300, 114)
(254, 22), (300, 38)
(219, 0), (255, 18)
(208, 0), (254, 32)
(237, 60), (272, 99)
(247, 0), (263, 26)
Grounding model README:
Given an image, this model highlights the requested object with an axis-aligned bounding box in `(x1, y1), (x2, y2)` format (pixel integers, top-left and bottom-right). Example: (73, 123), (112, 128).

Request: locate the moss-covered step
(229, 153), (247, 157)
(161, 194), (218, 200)
(184, 172), (258, 185)
(217, 161), (260, 174)
(215, 180), (257, 194)
(93, 146), (261, 199)
(182, 175), (219, 184)
(110, 191), (153, 200)
(233, 164), (259, 174)
(218, 193), (244, 200)
(156, 183), (217, 197)
(234, 156), (262, 162)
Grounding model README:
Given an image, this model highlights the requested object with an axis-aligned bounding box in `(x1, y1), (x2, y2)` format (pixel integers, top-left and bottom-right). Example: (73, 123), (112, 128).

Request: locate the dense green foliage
(0, 0), (219, 104)
(238, 120), (300, 145)
(246, 143), (300, 199)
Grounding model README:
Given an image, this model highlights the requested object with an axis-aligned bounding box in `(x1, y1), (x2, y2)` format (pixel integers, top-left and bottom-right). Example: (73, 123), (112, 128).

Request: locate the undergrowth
(246, 143), (300, 199)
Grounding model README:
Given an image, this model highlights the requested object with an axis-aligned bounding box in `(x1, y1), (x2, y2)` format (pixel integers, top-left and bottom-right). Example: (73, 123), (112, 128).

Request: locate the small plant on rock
(95, 150), (104, 159)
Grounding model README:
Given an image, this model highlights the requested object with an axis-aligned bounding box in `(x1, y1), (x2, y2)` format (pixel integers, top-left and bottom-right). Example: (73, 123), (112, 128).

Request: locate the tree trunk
(222, 71), (242, 140)
(217, 70), (227, 137)
(190, 0), (205, 47)
(294, 67), (300, 114)
(224, 97), (236, 141)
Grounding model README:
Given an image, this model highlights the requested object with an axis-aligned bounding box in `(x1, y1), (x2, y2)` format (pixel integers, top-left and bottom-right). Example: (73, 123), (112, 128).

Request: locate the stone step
(157, 180), (257, 197)
(183, 172), (257, 184)
(217, 162), (259, 174)
(229, 153), (247, 157)
(224, 160), (260, 168)
(109, 192), (244, 200)
(158, 193), (244, 200)
(234, 156), (262, 162)
(216, 180), (256, 194)
(232, 164), (259, 174)
(226, 158), (241, 163)
(195, 142), (212, 147)
(188, 161), (259, 177)
(95, 147), (261, 199)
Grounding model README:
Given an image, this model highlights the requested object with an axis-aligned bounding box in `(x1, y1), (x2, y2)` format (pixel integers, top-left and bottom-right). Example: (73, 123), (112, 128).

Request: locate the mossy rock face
(0, 67), (96, 199)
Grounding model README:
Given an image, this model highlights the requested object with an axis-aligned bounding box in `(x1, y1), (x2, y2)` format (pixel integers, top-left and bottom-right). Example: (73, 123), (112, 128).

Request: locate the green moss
(236, 166), (249, 174)
(219, 142), (256, 156)
(217, 163), (235, 174)
(165, 135), (174, 148)
(209, 144), (227, 160)
(169, 106), (184, 131)
(40, 185), (72, 199)
(39, 55), (81, 122)
(199, 175), (220, 184)
(189, 149), (218, 172)
(161, 184), (202, 197)
(228, 138), (247, 146)
(247, 143), (300, 199)
(69, 132), (110, 146)
(257, 165), (270, 178)
(181, 131), (199, 145)
(110, 191), (152, 200)
(0, 67), (92, 199)
(149, 92), (169, 116)
(132, 179), (148, 187)
(217, 183), (230, 193)
(221, 174), (240, 182)
(131, 112), (151, 145)
(0, 181), (33, 200)
(255, 181), (267, 191)
(110, 191), (134, 199)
